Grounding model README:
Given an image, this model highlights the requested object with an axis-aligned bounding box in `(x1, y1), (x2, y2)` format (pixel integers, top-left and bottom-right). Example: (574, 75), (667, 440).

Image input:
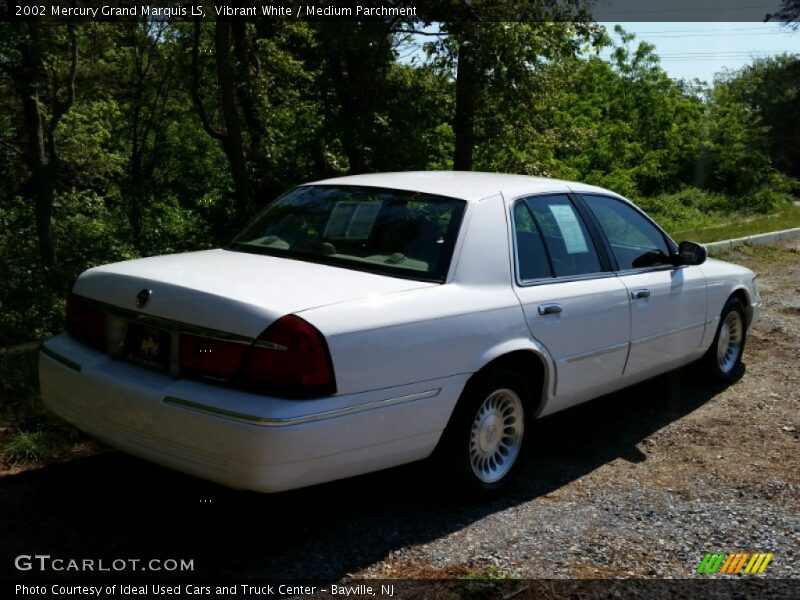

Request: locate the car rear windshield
(229, 185), (467, 282)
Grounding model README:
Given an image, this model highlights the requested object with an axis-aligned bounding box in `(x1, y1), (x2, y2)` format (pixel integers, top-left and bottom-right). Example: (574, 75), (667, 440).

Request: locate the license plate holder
(126, 324), (171, 371)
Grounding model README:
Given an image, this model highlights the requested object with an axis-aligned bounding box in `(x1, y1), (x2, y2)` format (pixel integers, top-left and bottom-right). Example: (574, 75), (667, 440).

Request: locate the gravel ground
(0, 241), (797, 583)
(356, 240), (800, 580)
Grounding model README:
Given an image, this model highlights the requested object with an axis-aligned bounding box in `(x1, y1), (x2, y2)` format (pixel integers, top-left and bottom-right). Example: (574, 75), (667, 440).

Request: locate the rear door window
(513, 202), (551, 280)
(519, 195), (603, 278)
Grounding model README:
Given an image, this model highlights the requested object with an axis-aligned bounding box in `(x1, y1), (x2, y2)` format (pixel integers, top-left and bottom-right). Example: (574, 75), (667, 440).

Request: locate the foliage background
(0, 18), (798, 346)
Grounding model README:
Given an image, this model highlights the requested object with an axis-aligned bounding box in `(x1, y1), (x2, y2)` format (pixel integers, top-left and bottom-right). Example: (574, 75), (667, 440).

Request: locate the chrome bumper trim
(565, 342), (629, 363)
(163, 388), (441, 427)
(630, 320), (706, 346)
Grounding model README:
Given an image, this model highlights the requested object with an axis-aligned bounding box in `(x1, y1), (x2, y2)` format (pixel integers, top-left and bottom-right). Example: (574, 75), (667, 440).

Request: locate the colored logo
(696, 552), (773, 575)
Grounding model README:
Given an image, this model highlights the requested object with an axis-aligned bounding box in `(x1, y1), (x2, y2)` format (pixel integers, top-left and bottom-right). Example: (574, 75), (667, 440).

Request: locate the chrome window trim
(615, 264), (683, 276)
(516, 264), (683, 287)
(516, 271), (619, 288)
(508, 193), (611, 288)
(163, 388), (441, 427)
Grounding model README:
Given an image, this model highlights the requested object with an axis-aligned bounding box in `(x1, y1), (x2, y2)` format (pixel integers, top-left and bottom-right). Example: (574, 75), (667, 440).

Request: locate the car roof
(308, 171), (620, 202)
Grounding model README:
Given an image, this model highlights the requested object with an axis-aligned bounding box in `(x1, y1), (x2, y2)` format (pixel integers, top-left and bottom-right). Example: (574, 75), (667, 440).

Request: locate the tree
(191, 16), (253, 221)
(119, 19), (178, 249)
(0, 21), (78, 271)
(189, 15), (321, 218)
(429, 12), (603, 170)
(718, 55), (800, 181)
(767, 1), (800, 28)
(311, 21), (397, 174)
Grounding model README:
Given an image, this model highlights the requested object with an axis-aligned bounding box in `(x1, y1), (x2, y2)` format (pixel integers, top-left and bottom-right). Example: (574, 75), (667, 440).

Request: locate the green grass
(458, 565), (513, 598)
(1, 345), (86, 468)
(0, 395), (78, 467)
(669, 207), (800, 243)
(460, 565), (512, 580)
(3, 431), (52, 464)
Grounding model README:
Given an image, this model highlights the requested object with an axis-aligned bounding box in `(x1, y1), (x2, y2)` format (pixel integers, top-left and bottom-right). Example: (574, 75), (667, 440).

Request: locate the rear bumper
(40, 334), (465, 492)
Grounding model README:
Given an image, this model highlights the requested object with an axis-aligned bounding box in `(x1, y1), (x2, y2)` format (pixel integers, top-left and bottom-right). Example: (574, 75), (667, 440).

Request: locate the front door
(579, 193), (708, 378)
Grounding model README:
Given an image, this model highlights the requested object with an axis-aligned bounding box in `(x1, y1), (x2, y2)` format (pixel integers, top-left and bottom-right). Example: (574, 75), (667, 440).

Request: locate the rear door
(510, 194), (631, 414)
(578, 193), (708, 378)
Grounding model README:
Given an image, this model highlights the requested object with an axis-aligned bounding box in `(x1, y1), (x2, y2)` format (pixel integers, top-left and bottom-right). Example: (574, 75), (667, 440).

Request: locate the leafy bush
(0, 345), (39, 400)
(736, 172), (796, 214)
(0, 187), (220, 345)
(137, 195), (216, 255)
(0, 198), (66, 345)
(636, 183), (795, 234)
(55, 189), (137, 275)
(635, 188), (721, 233)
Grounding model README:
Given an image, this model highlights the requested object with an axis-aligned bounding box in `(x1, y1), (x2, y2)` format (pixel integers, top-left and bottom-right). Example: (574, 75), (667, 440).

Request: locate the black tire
(434, 367), (532, 493)
(701, 296), (747, 382)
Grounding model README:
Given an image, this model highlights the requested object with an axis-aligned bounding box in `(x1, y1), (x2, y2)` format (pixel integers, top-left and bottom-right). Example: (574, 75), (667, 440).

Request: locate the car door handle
(631, 288), (651, 299)
(538, 303), (563, 315)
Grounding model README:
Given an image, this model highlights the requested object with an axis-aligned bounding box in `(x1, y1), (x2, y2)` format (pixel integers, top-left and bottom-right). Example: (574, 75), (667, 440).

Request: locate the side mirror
(674, 240), (707, 266)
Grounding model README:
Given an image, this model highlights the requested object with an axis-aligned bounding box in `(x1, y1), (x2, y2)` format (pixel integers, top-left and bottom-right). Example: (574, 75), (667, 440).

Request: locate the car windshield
(230, 185), (467, 282)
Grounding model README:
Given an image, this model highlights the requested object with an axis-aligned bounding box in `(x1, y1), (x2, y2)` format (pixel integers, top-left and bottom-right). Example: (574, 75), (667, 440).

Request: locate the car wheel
(437, 368), (530, 493)
(703, 296), (747, 382)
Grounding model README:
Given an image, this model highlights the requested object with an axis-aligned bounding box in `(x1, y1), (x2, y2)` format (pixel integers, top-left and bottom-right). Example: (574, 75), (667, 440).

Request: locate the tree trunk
(453, 39), (479, 171)
(18, 22), (57, 269)
(129, 129), (143, 248)
(12, 21), (77, 272)
(214, 19), (251, 221)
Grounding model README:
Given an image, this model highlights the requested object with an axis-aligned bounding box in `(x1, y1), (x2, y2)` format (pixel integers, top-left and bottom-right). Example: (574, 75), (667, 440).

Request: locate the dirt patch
(353, 240), (800, 579)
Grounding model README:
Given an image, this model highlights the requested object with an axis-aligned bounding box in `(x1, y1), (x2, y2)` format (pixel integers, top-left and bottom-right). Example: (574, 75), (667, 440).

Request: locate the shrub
(635, 188), (725, 233)
(3, 431), (51, 464)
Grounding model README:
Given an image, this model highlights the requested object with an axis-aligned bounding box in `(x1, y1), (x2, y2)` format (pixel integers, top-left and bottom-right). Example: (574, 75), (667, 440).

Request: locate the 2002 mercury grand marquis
(40, 172), (761, 492)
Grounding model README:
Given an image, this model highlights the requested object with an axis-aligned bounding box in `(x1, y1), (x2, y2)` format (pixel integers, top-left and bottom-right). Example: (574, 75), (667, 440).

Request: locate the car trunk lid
(73, 249), (435, 338)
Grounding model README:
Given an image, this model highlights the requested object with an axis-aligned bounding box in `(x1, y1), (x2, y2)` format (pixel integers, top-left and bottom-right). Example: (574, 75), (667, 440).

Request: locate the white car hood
(74, 249), (435, 338)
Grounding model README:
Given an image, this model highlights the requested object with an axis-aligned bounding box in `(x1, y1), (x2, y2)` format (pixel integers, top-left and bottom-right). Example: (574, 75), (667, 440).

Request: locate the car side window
(582, 194), (672, 270)
(513, 202), (551, 280)
(519, 195), (603, 278)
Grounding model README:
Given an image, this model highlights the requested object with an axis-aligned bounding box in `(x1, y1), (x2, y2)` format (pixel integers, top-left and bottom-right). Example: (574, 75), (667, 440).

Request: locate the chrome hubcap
(717, 311), (743, 373)
(469, 389), (524, 483)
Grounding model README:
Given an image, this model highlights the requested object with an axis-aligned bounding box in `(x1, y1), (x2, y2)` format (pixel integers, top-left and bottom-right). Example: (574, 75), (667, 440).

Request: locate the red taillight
(65, 293), (106, 349)
(239, 315), (336, 398)
(179, 335), (249, 381)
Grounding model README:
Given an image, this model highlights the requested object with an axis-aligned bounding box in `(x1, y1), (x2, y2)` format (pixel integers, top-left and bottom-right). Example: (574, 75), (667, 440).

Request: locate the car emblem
(135, 289), (152, 308)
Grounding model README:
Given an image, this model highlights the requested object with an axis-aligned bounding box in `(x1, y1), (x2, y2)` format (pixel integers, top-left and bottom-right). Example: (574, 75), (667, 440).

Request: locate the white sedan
(40, 172), (761, 492)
